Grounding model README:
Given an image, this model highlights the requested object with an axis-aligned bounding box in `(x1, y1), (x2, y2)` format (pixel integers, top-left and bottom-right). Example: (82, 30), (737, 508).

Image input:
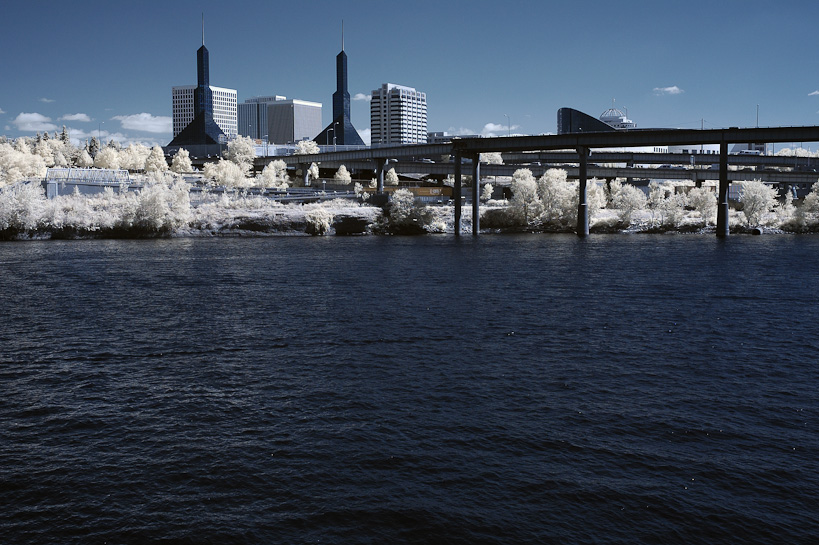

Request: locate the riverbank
(3, 181), (819, 240)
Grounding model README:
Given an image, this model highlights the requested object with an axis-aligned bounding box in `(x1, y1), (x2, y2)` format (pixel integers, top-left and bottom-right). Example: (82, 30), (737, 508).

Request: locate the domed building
(599, 107), (637, 130)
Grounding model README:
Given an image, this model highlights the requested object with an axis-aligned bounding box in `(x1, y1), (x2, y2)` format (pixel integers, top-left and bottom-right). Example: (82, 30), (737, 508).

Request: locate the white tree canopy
(170, 148), (193, 174)
(144, 146), (169, 174)
(294, 140), (320, 155)
(334, 165), (352, 185)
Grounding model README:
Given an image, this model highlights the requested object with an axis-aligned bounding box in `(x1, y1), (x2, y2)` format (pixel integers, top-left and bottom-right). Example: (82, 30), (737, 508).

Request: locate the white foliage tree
(481, 183), (494, 202)
(0, 182), (46, 232)
(294, 140), (320, 155)
(586, 180), (607, 221)
(308, 162), (319, 182)
(93, 147), (121, 170)
(305, 208), (334, 235)
(225, 136), (256, 175)
(34, 139), (55, 167)
(354, 182), (370, 201)
(53, 151), (68, 168)
(203, 159), (249, 188)
(76, 149), (94, 168)
(796, 181), (819, 227)
(687, 187), (717, 225)
(257, 159), (290, 189)
(144, 146), (169, 174)
(170, 148), (193, 174)
(334, 164), (352, 185)
(119, 144), (151, 171)
(647, 181), (667, 225)
(480, 152), (503, 165)
(537, 168), (574, 226)
(0, 142), (48, 188)
(739, 180), (777, 227)
(385, 167), (399, 186)
(510, 168), (541, 225)
(610, 182), (646, 225)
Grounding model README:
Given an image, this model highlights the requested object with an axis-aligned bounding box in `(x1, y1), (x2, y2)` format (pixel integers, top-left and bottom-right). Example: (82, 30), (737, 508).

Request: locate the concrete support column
(375, 159), (386, 194)
(301, 164), (309, 187)
(454, 151), (462, 236)
(472, 155), (481, 236)
(576, 146), (590, 237)
(717, 139), (729, 237)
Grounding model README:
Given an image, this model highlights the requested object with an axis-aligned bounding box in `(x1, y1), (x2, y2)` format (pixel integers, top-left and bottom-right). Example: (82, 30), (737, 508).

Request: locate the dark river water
(1, 234), (817, 544)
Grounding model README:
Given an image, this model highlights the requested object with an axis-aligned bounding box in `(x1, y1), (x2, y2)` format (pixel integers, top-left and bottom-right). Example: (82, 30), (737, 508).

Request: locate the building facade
(238, 96), (287, 141)
(266, 99), (322, 144)
(173, 85), (237, 139)
(370, 83), (428, 145)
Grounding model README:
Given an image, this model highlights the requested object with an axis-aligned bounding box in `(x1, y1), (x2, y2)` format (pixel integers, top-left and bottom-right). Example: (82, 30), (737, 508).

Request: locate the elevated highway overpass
(232, 125), (819, 236)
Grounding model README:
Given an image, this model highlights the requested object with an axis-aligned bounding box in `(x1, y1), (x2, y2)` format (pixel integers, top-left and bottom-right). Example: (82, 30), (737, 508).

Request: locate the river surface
(1, 234), (817, 544)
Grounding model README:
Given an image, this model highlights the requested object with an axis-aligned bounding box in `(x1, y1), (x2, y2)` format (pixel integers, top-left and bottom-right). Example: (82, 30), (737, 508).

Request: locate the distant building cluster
(169, 22), (428, 150)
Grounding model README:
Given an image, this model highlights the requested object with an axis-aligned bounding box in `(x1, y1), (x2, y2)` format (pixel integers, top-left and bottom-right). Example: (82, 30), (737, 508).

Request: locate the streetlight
(327, 126), (334, 149)
(504, 114), (510, 137)
(333, 121), (339, 151)
(98, 121), (104, 146)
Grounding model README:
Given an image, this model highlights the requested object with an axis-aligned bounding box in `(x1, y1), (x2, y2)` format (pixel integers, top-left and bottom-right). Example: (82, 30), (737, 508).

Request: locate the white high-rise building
(370, 83), (427, 145)
(172, 85), (237, 139)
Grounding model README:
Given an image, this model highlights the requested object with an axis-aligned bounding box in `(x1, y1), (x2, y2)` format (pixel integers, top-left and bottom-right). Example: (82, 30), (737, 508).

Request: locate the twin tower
(170, 20), (363, 148)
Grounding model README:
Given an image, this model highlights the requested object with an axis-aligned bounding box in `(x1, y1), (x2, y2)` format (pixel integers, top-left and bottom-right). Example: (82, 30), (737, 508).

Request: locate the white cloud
(352, 93), (371, 102)
(481, 122), (519, 137)
(0, 107), (5, 114)
(111, 112), (172, 133)
(447, 127), (476, 136)
(60, 113), (91, 122)
(13, 112), (58, 132)
(809, 90), (819, 96)
(357, 128), (371, 146)
(654, 86), (684, 96)
(39, 97), (55, 103)
(66, 126), (163, 148)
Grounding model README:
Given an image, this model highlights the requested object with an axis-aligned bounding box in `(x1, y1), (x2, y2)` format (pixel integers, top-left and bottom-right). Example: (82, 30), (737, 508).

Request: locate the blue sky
(2, 0), (819, 146)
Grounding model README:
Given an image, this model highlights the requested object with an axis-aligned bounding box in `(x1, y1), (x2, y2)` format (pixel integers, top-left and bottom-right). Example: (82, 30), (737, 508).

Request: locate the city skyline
(2, 0), (819, 147)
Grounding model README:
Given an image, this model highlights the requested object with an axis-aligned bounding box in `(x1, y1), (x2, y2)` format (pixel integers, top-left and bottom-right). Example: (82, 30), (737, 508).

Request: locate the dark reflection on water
(1, 235), (818, 544)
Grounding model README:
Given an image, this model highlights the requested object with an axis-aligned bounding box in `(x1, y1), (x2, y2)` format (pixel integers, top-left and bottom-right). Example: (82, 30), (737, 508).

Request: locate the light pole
(263, 134), (268, 157)
(327, 127), (334, 150)
(98, 121), (104, 146)
(333, 121), (339, 151)
(504, 114), (510, 137)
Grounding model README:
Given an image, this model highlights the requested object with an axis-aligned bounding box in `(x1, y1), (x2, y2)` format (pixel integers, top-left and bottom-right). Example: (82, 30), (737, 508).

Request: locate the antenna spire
(342, 20), (344, 51)
(202, 13), (205, 46)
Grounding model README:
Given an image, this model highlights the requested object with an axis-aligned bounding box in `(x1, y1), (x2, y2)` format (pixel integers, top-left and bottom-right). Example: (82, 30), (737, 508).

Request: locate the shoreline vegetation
(4, 177), (819, 241)
(4, 135), (819, 240)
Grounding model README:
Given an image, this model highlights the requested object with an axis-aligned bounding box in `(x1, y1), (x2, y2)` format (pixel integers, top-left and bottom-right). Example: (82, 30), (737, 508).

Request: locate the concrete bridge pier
(716, 140), (729, 237)
(472, 155), (481, 235)
(576, 146), (590, 236)
(375, 158), (386, 193)
(454, 151), (462, 236)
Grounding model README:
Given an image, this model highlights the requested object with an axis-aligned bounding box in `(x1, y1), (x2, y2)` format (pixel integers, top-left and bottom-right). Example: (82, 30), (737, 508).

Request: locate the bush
(380, 188), (433, 234)
(305, 208), (333, 235)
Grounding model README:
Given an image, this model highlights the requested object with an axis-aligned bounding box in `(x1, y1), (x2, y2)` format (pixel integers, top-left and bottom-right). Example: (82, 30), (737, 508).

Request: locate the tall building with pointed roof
(169, 18), (236, 148)
(314, 23), (365, 147)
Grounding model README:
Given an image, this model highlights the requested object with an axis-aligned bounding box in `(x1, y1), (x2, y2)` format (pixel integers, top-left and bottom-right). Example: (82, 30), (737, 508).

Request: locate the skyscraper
(169, 18), (236, 147)
(370, 83), (428, 145)
(314, 23), (365, 147)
